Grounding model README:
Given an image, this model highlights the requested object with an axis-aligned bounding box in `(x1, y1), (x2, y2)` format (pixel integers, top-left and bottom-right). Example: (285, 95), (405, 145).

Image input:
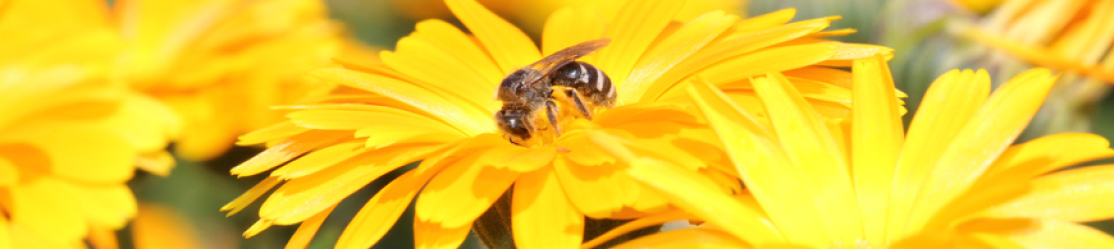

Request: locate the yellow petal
(888, 69), (989, 241)
(731, 8), (796, 33)
(136, 150), (175, 177)
(10, 178), (87, 244)
(696, 43), (837, 86)
(646, 17), (835, 101)
(444, 0), (539, 73)
(552, 154), (637, 218)
(611, 228), (751, 249)
(477, 145), (557, 172)
(581, 209), (689, 249)
(286, 108), (457, 132)
(285, 204), (336, 249)
(131, 203), (204, 249)
(12, 127), (134, 184)
(412, 20), (503, 83)
(335, 170), (425, 249)
(686, 79), (822, 246)
(906, 69), (1058, 232)
(983, 165), (1114, 222)
(983, 133), (1114, 180)
(415, 154), (519, 228)
(308, 68), (492, 135)
(0, 212), (11, 249)
(269, 141), (365, 179)
(625, 156), (782, 245)
(0, 156), (17, 186)
(999, 219), (1114, 249)
(64, 183), (137, 229)
(221, 176), (281, 216)
(542, 6), (606, 55)
(850, 56), (904, 242)
(752, 73), (862, 242)
(381, 37), (498, 110)
(260, 144), (439, 224)
(590, 0), (686, 87)
(229, 130), (350, 177)
(957, 233), (1023, 249)
(623, 10), (737, 103)
(512, 169), (583, 249)
(413, 218), (473, 249)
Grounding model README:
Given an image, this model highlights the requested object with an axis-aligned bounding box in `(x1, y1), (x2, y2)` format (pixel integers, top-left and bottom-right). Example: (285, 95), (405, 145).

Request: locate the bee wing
(520, 38), (611, 89)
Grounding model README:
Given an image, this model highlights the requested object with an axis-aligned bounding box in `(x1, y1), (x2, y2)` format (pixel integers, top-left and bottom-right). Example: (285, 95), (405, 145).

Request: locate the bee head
(494, 105), (533, 143)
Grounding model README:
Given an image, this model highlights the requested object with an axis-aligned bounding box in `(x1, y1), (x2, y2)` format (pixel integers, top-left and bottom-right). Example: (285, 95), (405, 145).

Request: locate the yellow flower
(598, 55), (1114, 248)
(223, 0), (892, 248)
(961, 0), (1114, 84)
(113, 0), (346, 160)
(0, 0), (178, 247)
(392, 0), (748, 32)
(944, 0), (1006, 14)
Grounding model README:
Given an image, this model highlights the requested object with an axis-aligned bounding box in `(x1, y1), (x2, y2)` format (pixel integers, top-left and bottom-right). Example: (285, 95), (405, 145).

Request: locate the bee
(495, 39), (616, 145)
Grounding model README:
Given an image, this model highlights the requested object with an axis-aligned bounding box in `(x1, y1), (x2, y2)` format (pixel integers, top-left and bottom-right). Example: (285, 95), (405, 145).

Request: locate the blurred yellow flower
(392, 0), (748, 33)
(131, 203), (213, 249)
(0, 0), (179, 248)
(600, 56), (1114, 248)
(113, 0), (346, 160)
(945, 0), (1006, 14)
(222, 0), (892, 248)
(961, 0), (1114, 84)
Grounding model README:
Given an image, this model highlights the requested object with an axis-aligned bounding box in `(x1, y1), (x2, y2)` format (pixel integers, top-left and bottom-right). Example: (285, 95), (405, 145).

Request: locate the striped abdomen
(550, 61), (616, 107)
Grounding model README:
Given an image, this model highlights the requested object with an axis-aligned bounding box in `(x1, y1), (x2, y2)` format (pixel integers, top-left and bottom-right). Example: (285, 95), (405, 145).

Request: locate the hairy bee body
(551, 61), (616, 108)
(494, 39), (614, 145)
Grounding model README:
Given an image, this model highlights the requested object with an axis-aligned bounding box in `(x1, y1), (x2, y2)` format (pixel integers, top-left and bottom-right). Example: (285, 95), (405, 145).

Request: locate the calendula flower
(223, 0), (893, 248)
(392, 0), (747, 32)
(0, 0), (179, 247)
(113, 0), (346, 160)
(960, 0), (1114, 84)
(596, 55), (1114, 248)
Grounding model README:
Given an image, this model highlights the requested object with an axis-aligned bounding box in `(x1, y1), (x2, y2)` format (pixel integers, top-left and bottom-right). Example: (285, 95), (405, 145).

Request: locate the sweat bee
(494, 39), (616, 145)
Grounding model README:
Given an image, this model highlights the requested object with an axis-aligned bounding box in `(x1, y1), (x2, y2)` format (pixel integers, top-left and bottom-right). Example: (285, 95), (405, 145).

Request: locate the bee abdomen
(552, 61), (615, 107)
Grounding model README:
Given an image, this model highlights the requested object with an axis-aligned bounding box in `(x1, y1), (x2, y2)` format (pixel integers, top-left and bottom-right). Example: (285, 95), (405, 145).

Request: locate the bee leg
(546, 100), (562, 136)
(565, 89), (594, 120)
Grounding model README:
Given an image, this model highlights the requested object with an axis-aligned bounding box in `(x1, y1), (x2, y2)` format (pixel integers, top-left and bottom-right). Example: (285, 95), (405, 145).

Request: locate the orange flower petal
(413, 217), (473, 249)
(412, 19), (504, 84)
(64, 183), (137, 229)
(269, 141), (365, 179)
(444, 0), (539, 73)
(221, 176), (282, 217)
(512, 169), (583, 249)
(132, 203), (205, 249)
(477, 145), (557, 172)
(415, 154), (519, 228)
(335, 170), (425, 249)
(285, 204), (336, 249)
(259, 144), (439, 224)
(230, 130), (350, 177)
(0, 211), (11, 249)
